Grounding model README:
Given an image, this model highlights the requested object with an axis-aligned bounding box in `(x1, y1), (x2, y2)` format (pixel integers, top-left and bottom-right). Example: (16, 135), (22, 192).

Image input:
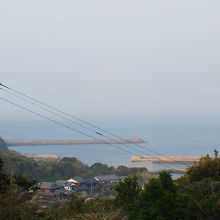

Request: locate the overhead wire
(0, 82), (188, 168)
(0, 82), (188, 167)
(1, 88), (160, 157)
(0, 96), (140, 157)
(0, 95), (175, 170)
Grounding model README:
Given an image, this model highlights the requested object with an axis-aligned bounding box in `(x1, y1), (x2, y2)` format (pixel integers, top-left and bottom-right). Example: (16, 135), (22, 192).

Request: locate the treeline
(0, 150), (149, 182)
(0, 157), (126, 219)
(0, 154), (128, 220)
(0, 157), (39, 220)
(115, 151), (220, 220)
(2, 150), (220, 219)
(0, 137), (7, 150)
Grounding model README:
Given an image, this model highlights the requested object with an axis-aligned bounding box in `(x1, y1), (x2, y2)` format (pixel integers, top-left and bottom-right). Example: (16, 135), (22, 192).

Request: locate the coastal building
(67, 176), (85, 186)
(38, 182), (55, 193)
(38, 181), (65, 193)
(37, 174), (126, 200)
(95, 174), (124, 184)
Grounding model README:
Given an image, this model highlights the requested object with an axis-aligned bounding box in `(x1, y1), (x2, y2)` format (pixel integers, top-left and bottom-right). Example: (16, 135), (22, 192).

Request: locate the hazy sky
(0, 0), (220, 119)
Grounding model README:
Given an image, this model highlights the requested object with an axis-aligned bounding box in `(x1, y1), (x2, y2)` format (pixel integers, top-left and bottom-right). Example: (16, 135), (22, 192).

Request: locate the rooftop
(95, 174), (123, 182)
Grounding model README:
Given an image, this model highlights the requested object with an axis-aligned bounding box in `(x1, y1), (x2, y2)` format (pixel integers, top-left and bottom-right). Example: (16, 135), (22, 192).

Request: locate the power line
(0, 82), (188, 167)
(0, 95), (174, 170)
(1, 88), (101, 135)
(0, 96), (139, 156)
(0, 88), (159, 157)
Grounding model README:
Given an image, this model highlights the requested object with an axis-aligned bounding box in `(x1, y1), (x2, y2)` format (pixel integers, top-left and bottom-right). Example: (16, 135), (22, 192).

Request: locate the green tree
(88, 163), (115, 176)
(176, 152), (220, 219)
(131, 172), (185, 220)
(0, 176), (39, 220)
(84, 198), (116, 213)
(61, 193), (85, 217)
(115, 176), (140, 212)
(186, 151), (220, 182)
(178, 178), (220, 220)
(0, 157), (3, 171)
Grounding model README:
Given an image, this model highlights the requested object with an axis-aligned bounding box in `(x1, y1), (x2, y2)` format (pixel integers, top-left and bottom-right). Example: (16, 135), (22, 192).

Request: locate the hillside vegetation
(114, 151), (220, 220)
(0, 137), (8, 150)
(0, 150), (150, 181)
(1, 151), (220, 219)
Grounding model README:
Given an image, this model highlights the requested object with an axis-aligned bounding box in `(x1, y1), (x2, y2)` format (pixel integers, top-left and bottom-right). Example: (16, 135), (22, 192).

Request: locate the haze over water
(2, 115), (220, 166)
(1, 1), (220, 171)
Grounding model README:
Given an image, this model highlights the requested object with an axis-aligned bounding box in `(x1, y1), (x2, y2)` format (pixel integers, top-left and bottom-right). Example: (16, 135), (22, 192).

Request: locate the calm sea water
(2, 116), (220, 170)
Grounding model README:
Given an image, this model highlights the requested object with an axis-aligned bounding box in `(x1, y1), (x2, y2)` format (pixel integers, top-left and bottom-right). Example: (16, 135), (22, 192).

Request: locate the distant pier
(131, 155), (201, 164)
(6, 137), (145, 147)
(131, 155), (202, 174)
(23, 154), (59, 161)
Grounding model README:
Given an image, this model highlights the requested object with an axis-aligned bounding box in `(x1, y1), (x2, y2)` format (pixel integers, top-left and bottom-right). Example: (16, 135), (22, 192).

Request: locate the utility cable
(1, 88), (162, 157)
(0, 82), (188, 167)
(0, 86), (187, 168)
(0, 95), (174, 170)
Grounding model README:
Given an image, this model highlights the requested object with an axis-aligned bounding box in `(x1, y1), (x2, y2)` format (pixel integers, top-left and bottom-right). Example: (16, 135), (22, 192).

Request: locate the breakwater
(23, 153), (59, 160)
(6, 137), (145, 146)
(131, 155), (201, 164)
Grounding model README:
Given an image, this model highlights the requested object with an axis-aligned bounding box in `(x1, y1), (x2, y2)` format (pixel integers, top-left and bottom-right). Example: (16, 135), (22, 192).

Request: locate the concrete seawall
(6, 137), (145, 146)
(23, 153), (59, 161)
(131, 155), (201, 164)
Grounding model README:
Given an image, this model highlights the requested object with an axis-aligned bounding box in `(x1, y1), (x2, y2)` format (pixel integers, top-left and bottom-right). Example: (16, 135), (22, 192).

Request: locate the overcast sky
(0, 0), (220, 120)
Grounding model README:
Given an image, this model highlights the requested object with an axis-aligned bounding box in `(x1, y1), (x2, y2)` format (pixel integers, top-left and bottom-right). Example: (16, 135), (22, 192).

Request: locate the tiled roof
(39, 182), (54, 189)
(67, 176), (84, 183)
(55, 180), (66, 187)
(39, 181), (67, 189)
(84, 177), (97, 184)
(95, 174), (122, 182)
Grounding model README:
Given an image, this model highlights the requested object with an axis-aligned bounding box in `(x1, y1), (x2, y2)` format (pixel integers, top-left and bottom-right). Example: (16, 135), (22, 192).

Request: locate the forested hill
(0, 137), (8, 150)
(0, 150), (150, 182)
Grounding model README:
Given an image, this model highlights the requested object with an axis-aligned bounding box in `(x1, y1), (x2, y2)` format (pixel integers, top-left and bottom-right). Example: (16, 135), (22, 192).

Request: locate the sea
(1, 115), (220, 173)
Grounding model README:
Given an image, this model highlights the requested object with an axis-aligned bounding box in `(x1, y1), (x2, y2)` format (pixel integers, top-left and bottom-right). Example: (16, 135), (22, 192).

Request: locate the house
(84, 177), (98, 187)
(67, 176), (85, 186)
(94, 174), (124, 184)
(63, 182), (74, 191)
(55, 180), (66, 187)
(94, 174), (125, 194)
(93, 175), (126, 197)
(38, 182), (56, 193)
(38, 180), (67, 193)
